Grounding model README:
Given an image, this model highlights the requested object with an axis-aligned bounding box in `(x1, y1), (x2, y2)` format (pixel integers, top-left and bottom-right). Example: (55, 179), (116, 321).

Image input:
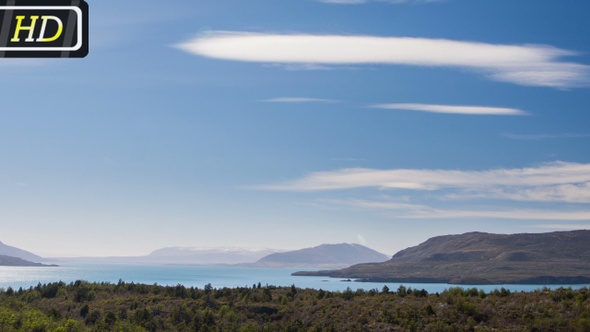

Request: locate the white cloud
(262, 97), (339, 103)
(267, 63), (336, 71)
(259, 161), (590, 203)
(328, 199), (590, 220)
(532, 224), (590, 230)
(426, 209), (590, 221)
(464, 182), (590, 204)
(371, 103), (527, 115)
(176, 32), (590, 88)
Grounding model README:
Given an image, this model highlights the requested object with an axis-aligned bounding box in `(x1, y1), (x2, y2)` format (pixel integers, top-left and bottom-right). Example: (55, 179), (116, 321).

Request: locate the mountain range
(294, 230), (590, 284)
(58, 247), (277, 265)
(145, 247), (277, 265)
(59, 244), (387, 267)
(5, 230), (590, 284)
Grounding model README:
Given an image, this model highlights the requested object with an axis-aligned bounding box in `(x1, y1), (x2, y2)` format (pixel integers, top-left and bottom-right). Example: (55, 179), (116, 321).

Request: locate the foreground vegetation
(0, 281), (589, 331)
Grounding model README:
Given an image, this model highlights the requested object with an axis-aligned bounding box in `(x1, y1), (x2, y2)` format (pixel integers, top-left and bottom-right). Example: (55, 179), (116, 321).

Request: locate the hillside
(0, 241), (44, 262)
(0, 255), (57, 267)
(254, 243), (389, 268)
(294, 230), (590, 284)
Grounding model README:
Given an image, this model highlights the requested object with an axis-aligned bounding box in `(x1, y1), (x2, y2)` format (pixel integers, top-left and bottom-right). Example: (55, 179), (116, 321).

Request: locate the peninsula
(294, 230), (590, 284)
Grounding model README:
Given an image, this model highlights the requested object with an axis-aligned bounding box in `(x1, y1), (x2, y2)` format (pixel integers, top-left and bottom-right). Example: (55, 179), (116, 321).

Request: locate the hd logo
(0, 0), (88, 57)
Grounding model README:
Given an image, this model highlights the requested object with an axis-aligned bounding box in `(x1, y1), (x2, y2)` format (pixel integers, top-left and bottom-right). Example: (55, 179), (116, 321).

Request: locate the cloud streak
(176, 32), (590, 88)
(259, 161), (590, 203)
(372, 103), (527, 115)
(329, 198), (590, 220)
(532, 224), (590, 230)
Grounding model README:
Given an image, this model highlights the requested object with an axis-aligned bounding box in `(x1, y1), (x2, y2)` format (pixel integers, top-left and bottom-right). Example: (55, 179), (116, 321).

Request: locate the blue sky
(1, 0), (589, 257)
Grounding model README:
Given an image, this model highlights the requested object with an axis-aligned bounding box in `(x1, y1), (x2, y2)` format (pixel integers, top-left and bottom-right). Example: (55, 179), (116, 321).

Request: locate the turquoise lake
(1, 264), (588, 293)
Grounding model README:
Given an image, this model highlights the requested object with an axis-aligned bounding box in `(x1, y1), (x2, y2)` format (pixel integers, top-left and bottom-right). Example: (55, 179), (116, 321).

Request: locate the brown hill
(294, 230), (590, 284)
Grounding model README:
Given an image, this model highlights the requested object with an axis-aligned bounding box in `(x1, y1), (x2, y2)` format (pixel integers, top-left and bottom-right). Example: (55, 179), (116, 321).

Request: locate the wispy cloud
(266, 63), (338, 71)
(259, 161), (590, 203)
(262, 97), (339, 103)
(532, 224), (590, 230)
(502, 133), (590, 140)
(452, 182), (590, 204)
(371, 103), (527, 115)
(176, 32), (590, 88)
(329, 198), (590, 220)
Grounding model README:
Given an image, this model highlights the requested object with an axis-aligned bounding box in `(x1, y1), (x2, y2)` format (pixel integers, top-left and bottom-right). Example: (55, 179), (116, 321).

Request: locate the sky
(1, 0), (590, 258)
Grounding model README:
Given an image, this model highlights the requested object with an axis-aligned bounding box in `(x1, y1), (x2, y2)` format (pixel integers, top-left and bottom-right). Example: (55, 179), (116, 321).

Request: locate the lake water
(1, 263), (588, 294)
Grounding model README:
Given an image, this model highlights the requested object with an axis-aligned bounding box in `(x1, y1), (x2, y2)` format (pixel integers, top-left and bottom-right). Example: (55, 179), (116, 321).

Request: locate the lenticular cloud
(176, 32), (590, 88)
(371, 103), (527, 115)
(258, 161), (590, 203)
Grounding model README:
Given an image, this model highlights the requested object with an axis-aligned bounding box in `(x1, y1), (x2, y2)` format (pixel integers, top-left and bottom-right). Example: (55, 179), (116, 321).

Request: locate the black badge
(0, 0), (88, 58)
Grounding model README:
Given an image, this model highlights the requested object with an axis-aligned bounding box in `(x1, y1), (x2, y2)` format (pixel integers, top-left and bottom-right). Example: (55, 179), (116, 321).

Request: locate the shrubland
(0, 281), (588, 331)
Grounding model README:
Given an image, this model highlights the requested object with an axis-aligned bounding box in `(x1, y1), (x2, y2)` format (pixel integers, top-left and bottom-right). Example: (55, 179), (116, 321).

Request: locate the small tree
(397, 285), (407, 297)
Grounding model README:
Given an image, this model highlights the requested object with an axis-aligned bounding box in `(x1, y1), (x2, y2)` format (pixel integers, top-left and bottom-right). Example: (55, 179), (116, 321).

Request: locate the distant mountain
(60, 247), (279, 265)
(294, 230), (590, 284)
(0, 255), (56, 267)
(0, 241), (44, 262)
(254, 243), (390, 268)
(146, 247), (278, 265)
(58, 244), (388, 267)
